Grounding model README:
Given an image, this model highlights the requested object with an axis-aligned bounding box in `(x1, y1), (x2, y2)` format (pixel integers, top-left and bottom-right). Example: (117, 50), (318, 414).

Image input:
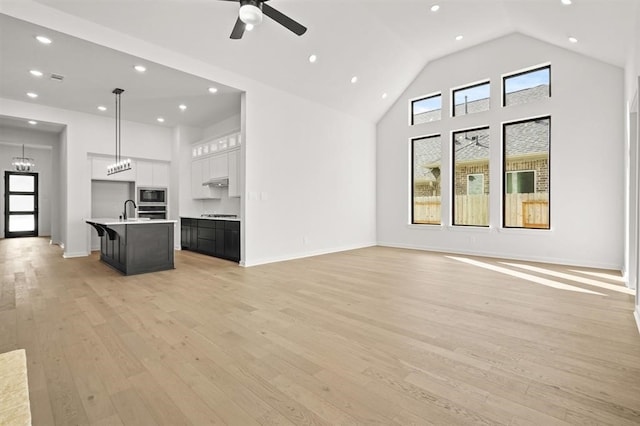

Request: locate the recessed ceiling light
(381, 93), (388, 99)
(309, 54), (317, 63)
(26, 92), (38, 98)
(245, 24), (255, 31)
(179, 104), (187, 111)
(28, 120), (38, 125)
(561, 0), (572, 5)
(208, 87), (218, 94)
(29, 70), (43, 77)
(97, 105), (107, 112)
(134, 65), (147, 73)
(36, 35), (52, 45)
(351, 76), (358, 84)
(568, 36), (578, 43)
(455, 35), (463, 41)
(157, 117), (165, 123)
(430, 5), (440, 12)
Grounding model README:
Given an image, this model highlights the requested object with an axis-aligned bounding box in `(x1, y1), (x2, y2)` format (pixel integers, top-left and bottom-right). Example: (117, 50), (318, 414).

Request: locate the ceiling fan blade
(230, 17), (245, 39)
(262, 3), (307, 36)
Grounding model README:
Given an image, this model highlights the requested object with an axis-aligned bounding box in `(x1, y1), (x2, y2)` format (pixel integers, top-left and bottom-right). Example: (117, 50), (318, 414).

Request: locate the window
(411, 94), (442, 125)
(467, 174), (484, 195)
(506, 170), (535, 194)
(452, 81), (490, 117)
(452, 127), (490, 226)
(503, 117), (550, 229)
(412, 135), (442, 224)
(503, 66), (550, 107)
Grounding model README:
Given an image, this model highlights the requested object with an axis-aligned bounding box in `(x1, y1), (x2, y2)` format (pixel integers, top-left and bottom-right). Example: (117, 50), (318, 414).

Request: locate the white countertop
(181, 216), (241, 222)
(85, 218), (177, 226)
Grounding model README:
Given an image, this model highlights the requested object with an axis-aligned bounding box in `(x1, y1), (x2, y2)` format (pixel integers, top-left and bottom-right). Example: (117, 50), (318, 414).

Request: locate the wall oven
(138, 187), (167, 205)
(137, 205), (166, 220)
(138, 187), (167, 219)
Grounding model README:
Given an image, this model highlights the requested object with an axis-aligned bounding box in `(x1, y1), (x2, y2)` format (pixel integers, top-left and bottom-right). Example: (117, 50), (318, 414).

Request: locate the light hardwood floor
(1, 237), (639, 425)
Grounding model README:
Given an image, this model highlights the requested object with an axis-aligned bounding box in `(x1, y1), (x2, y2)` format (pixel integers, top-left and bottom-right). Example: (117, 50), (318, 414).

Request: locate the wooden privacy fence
(414, 193), (549, 228)
(414, 197), (441, 224)
(505, 193), (549, 228)
(455, 194), (489, 226)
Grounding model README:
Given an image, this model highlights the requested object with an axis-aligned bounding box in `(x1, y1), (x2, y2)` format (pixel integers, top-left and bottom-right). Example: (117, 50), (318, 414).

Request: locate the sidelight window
(503, 117), (550, 229)
(412, 134), (442, 224)
(452, 127), (490, 226)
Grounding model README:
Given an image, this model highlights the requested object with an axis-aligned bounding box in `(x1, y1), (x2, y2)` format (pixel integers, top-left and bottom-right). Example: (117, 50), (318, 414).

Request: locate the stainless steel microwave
(138, 187), (167, 206)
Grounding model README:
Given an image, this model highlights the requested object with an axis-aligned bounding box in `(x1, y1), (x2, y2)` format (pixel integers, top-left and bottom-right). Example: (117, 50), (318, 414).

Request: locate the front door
(4, 171), (39, 238)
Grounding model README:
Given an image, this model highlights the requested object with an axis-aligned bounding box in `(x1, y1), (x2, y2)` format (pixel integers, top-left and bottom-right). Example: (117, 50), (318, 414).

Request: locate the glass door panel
(9, 195), (35, 212)
(9, 175), (35, 192)
(9, 215), (35, 232)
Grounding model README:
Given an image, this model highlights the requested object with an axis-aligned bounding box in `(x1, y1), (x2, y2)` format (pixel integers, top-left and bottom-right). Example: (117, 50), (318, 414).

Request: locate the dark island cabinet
(180, 218), (240, 262)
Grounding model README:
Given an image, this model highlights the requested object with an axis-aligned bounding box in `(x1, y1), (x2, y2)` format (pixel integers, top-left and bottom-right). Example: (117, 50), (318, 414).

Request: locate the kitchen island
(85, 218), (176, 275)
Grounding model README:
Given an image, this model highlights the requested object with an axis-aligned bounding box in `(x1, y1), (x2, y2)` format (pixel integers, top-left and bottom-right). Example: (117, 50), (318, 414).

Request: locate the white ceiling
(0, 13), (242, 132)
(1, 0), (638, 128)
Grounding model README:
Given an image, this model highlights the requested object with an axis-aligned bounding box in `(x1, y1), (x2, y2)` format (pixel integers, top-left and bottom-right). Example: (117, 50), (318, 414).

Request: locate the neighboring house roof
(413, 111), (549, 180)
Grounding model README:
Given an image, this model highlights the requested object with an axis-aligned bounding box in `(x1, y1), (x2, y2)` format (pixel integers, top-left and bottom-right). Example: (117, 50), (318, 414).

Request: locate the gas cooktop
(201, 214), (238, 218)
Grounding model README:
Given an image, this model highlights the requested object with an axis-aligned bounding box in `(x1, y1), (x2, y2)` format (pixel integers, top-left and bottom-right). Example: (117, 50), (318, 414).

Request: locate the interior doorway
(4, 171), (39, 238)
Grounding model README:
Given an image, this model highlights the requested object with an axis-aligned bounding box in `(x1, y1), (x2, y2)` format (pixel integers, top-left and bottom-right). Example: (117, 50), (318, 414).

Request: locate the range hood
(202, 178), (229, 187)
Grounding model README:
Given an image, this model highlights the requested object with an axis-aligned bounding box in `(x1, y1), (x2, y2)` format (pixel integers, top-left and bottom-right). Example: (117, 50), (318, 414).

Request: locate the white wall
(203, 114), (241, 140)
(377, 33), (625, 269)
(0, 133), (57, 239)
(0, 99), (173, 257)
(243, 87), (376, 266)
(623, 5), (640, 331)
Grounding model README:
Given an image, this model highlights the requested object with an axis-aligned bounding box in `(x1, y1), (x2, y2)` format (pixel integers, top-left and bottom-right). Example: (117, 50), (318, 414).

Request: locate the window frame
(451, 80), (491, 118)
(502, 64), (551, 107)
(409, 92), (442, 126)
(411, 133), (442, 225)
(451, 125), (491, 227)
(502, 115), (551, 230)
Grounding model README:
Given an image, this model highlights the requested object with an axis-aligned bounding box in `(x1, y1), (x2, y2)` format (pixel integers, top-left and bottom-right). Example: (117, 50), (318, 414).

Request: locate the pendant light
(12, 144), (36, 172)
(107, 88), (132, 175)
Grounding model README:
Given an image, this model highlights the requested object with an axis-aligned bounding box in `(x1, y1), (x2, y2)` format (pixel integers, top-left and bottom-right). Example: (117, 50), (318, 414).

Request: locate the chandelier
(107, 88), (132, 175)
(12, 144), (35, 172)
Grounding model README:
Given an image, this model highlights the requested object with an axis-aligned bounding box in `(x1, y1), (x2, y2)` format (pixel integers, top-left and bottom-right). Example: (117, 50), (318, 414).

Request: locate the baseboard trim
(634, 307), (640, 336)
(63, 251), (89, 258)
(243, 242), (377, 267)
(377, 241), (622, 271)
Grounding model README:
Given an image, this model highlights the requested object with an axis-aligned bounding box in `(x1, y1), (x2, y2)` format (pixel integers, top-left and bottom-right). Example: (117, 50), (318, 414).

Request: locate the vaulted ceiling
(1, 0), (638, 129)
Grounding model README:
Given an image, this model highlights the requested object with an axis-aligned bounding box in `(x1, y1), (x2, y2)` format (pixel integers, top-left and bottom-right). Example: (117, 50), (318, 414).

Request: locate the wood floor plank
(1, 237), (639, 425)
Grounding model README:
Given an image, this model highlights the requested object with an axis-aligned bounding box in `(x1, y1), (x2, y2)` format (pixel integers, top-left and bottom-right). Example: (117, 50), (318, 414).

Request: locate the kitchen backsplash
(202, 191), (240, 217)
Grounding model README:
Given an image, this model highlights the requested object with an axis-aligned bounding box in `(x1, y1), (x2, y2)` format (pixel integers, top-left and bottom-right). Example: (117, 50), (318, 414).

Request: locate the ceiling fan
(218, 0), (307, 39)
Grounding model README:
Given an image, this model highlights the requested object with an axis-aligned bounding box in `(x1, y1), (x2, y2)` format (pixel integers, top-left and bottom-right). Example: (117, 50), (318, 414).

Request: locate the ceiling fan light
(239, 4), (263, 26)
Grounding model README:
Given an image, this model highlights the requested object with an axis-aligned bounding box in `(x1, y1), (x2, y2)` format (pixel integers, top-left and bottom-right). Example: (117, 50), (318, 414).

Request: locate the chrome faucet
(123, 199), (137, 220)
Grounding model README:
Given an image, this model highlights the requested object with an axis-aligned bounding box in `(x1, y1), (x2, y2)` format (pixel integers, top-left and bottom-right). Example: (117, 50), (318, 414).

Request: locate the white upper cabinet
(152, 162), (169, 188)
(191, 158), (220, 199)
(135, 161), (170, 188)
(91, 156), (135, 181)
(208, 153), (229, 180)
(228, 149), (241, 198)
(136, 161), (153, 186)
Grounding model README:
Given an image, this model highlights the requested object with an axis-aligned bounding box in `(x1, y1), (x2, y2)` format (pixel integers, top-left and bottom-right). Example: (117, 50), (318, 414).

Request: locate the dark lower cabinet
(224, 221), (240, 261)
(181, 218), (240, 262)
